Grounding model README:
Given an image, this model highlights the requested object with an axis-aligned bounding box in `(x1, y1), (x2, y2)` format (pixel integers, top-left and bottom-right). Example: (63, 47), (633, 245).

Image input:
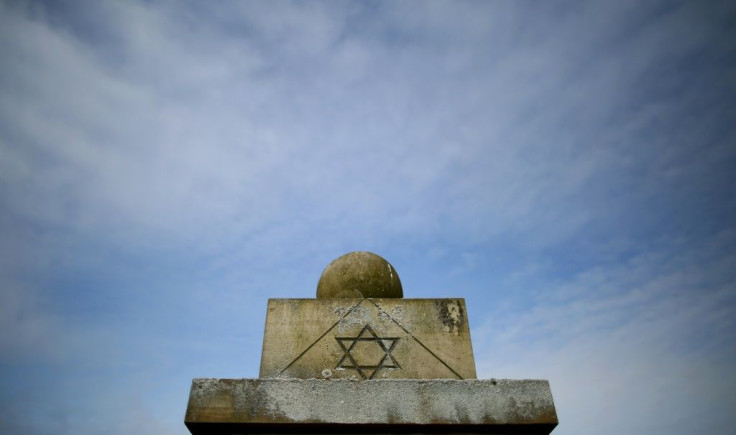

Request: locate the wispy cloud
(1, 0), (734, 433)
(474, 229), (736, 434)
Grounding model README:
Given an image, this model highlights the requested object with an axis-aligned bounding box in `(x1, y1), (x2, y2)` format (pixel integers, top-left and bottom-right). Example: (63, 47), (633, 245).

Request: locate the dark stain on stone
(435, 299), (465, 332)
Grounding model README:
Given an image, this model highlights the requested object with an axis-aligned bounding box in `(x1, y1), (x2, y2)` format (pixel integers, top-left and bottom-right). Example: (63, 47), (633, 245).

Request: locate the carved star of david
(335, 325), (401, 379)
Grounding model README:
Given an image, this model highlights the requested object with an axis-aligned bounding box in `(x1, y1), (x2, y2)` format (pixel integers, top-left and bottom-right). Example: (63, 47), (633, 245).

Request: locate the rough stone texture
(317, 252), (403, 299)
(185, 378), (558, 434)
(185, 255), (558, 434)
(260, 298), (476, 380)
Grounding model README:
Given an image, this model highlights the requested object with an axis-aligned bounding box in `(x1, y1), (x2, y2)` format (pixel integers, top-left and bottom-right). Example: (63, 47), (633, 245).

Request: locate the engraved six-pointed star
(335, 325), (401, 379)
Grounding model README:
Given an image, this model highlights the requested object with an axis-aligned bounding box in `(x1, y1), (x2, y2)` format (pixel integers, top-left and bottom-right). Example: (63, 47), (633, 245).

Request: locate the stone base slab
(185, 378), (558, 434)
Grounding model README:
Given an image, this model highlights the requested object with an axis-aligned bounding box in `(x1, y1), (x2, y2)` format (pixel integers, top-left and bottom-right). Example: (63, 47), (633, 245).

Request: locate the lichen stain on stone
(335, 305), (372, 334)
(391, 305), (405, 321)
(377, 309), (391, 324)
(436, 299), (464, 336)
(333, 306), (349, 318)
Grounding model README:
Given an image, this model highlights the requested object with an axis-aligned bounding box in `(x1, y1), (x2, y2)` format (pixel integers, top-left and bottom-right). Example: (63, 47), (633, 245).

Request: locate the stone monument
(185, 252), (558, 434)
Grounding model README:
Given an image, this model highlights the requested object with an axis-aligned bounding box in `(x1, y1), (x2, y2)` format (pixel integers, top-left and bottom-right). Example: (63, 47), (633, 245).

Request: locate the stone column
(185, 252), (558, 434)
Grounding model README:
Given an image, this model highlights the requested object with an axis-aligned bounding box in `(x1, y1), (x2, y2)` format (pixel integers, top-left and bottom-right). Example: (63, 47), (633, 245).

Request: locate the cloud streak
(1, 0), (734, 433)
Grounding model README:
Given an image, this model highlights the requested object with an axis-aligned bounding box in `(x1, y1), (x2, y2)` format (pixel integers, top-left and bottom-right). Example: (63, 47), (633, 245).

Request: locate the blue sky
(1, 0), (735, 433)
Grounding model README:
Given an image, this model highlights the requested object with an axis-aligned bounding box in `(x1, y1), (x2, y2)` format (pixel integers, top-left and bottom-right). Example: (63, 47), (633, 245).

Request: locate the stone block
(184, 378), (558, 434)
(259, 298), (476, 380)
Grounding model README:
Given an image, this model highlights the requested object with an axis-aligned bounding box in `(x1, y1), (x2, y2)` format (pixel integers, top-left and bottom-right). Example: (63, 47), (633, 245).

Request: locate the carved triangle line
(383, 339), (401, 369)
(275, 299), (367, 377)
(366, 298), (464, 380)
(335, 339), (355, 369)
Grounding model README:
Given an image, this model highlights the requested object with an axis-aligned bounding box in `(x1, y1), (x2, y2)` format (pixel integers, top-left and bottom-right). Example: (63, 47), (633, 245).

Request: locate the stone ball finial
(316, 252), (403, 299)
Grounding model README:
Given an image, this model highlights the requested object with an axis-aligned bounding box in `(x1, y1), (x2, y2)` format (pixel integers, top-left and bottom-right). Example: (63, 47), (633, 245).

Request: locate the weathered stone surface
(260, 298), (476, 380)
(185, 253), (559, 434)
(185, 378), (558, 434)
(317, 252), (403, 298)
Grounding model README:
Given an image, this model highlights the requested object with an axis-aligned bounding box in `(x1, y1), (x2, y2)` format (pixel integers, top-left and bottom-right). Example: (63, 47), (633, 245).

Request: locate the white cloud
(4, 0), (730, 256)
(0, 1), (734, 433)
(474, 230), (736, 434)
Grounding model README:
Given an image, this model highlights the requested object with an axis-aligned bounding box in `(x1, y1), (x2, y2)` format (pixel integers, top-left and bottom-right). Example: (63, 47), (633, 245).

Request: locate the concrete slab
(185, 378), (558, 434)
(260, 298), (477, 380)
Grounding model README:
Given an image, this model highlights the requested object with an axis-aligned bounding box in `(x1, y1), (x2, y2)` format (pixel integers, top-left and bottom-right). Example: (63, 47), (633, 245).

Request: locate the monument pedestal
(185, 253), (558, 434)
(185, 378), (557, 434)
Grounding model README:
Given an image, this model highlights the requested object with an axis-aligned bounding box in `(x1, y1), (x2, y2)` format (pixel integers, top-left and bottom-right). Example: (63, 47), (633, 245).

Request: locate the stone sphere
(316, 252), (403, 298)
